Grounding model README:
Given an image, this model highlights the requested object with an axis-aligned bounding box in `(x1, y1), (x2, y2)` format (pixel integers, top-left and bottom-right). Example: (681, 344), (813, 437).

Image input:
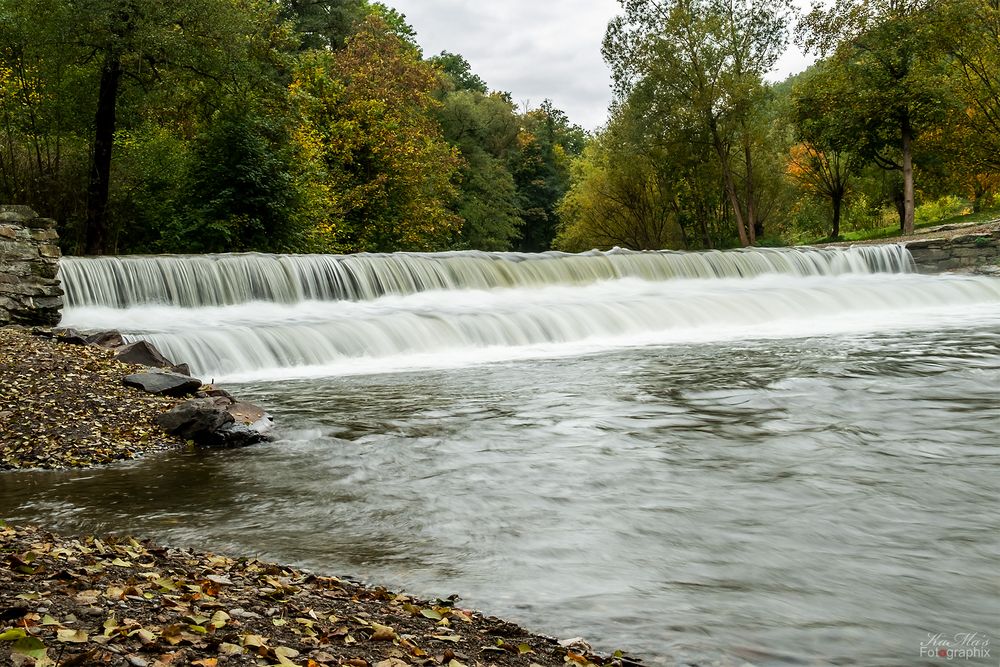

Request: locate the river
(2, 247), (998, 665)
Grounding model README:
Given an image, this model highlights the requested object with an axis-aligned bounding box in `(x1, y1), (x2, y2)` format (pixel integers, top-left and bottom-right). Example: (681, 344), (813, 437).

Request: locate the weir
(57, 244), (1000, 381)
(59, 245), (915, 308)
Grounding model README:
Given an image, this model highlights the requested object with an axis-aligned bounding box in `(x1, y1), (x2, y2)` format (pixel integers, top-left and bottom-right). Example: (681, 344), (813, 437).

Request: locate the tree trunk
(712, 137), (749, 246)
(894, 190), (906, 231)
(831, 194), (842, 239)
(744, 141), (757, 245)
(901, 116), (915, 235)
(85, 52), (123, 256)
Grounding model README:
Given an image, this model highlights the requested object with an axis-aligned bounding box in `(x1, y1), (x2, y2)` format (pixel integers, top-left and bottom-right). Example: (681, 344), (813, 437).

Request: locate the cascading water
(58, 244), (1000, 382)
(59, 245), (914, 308)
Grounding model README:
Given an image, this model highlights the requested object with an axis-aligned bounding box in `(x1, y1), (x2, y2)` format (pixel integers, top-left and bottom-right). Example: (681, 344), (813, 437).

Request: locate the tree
(798, 0), (950, 234)
(786, 143), (853, 239)
(510, 101), (586, 252)
(183, 108), (305, 252)
(556, 135), (685, 251)
(3, 0), (293, 255)
(289, 17), (462, 252)
(604, 0), (793, 246)
(430, 52), (488, 94)
(435, 89), (523, 250)
(788, 67), (862, 239)
(279, 0), (367, 50)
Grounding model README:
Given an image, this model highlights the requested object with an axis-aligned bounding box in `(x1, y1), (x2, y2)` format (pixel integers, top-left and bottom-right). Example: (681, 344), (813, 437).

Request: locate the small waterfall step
(59, 245), (915, 309)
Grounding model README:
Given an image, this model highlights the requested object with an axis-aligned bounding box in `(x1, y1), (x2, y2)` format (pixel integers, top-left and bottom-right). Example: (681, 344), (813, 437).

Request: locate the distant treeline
(0, 0), (585, 255)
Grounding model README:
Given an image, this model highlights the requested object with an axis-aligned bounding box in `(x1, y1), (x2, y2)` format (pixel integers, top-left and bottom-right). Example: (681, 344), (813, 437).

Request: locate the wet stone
(124, 372), (202, 397)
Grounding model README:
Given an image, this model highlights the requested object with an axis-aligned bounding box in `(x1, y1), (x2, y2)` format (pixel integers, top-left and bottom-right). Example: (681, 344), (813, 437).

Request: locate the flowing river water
(2, 247), (999, 665)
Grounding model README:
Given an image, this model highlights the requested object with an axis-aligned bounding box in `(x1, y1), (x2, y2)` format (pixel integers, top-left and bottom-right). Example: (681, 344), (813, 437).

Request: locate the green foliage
(184, 110), (304, 253)
(604, 0), (794, 246)
(430, 52), (489, 94)
(289, 18), (462, 253)
(556, 109), (685, 251)
(280, 0), (367, 50)
(510, 102), (586, 252)
(914, 195), (970, 227)
(454, 155), (522, 250)
(797, 0), (955, 234)
(109, 125), (191, 253)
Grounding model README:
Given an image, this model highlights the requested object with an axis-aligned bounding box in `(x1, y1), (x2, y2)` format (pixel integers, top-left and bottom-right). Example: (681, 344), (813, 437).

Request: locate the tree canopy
(0, 0), (585, 255)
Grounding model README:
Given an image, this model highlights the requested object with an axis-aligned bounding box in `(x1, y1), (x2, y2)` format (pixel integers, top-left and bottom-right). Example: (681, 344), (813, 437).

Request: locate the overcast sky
(386, 0), (814, 131)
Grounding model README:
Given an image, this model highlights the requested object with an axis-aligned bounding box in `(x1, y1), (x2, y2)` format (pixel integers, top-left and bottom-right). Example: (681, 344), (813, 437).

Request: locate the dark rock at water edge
(168, 362), (192, 376)
(35, 327), (126, 350)
(123, 372), (202, 397)
(85, 329), (124, 348)
(51, 327), (89, 346)
(155, 398), (234, 443)
(154, 397), (275, 448)
(115, 340), (174, 368)
(196, 386), (235, 401)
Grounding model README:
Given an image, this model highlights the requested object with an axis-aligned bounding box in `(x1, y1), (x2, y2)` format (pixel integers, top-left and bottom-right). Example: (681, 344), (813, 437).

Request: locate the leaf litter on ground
(0, 524), (643, 667)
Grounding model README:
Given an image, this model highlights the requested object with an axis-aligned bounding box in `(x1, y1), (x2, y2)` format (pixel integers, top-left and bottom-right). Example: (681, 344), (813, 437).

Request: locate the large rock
(115, 340), (174, 368)
(168, 363), (192, 376)
(155, 397), (274, 448)
(155, 399), (235, 444)
(124, 372), (202, 397)
(85, 330), (124, 348)
(0, 205), (39, 224)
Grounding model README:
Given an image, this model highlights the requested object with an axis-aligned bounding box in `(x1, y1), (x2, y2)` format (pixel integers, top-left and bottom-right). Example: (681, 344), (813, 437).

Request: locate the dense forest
(0, 0), (585, 255)
(1, 0), (998, 255)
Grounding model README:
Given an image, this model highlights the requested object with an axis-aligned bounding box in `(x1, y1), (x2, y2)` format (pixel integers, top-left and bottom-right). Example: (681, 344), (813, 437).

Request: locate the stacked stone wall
(905, 229), (1000, 273)
(0, 205), (63, 326)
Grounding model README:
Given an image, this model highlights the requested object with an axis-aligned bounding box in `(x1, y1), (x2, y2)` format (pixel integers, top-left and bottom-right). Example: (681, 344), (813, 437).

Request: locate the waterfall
(58, 245), (915, 309)
(57, 244), (1000, 383)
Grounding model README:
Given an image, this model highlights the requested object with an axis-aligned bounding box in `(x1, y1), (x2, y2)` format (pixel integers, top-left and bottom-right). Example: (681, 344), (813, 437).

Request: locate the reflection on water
(2, 329), (999, 666)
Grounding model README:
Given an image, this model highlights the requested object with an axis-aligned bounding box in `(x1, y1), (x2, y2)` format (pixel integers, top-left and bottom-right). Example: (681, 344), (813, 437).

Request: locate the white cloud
(386, 1), (817, 131)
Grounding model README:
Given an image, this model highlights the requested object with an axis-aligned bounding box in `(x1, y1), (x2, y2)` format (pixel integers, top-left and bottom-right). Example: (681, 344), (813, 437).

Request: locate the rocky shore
(0, 524), (627, 667)
(0, 327), (635, 667)
(0, 327), (183, 470)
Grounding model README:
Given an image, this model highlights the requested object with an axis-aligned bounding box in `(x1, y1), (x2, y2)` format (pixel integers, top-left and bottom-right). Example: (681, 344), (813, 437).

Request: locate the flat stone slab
(124, 372), (202, 397)
(115, 340), (174, 368)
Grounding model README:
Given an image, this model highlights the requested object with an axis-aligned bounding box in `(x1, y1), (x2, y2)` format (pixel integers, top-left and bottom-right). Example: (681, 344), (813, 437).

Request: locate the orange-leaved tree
(786, 142), (854, 240)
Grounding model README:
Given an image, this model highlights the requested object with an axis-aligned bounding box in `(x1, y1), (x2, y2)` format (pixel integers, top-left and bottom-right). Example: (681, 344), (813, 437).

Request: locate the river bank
(0, 524), (626, 667)
(0, 327), (184, 470)
(0, 327), (633, 666)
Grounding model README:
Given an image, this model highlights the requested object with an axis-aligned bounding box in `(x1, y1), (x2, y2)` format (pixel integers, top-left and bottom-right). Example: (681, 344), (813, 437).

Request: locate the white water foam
(60, 273), (1000, 382)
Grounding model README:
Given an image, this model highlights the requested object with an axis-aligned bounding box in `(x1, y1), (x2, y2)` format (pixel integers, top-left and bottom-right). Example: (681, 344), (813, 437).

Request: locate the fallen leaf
(12, 636), (46, 660)
(56, 628), (88, 643)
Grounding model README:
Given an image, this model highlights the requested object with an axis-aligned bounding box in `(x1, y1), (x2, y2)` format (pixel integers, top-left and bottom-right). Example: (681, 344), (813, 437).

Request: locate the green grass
(808, 207), (1000, 245)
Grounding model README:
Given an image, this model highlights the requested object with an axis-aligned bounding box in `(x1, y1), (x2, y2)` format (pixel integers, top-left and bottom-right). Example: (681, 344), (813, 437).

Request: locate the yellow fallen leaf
(56, 628), (88, 643)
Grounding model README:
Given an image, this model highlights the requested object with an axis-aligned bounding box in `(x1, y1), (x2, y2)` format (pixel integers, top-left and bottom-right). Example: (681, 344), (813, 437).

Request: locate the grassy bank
(808, 207), (1000, 245)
